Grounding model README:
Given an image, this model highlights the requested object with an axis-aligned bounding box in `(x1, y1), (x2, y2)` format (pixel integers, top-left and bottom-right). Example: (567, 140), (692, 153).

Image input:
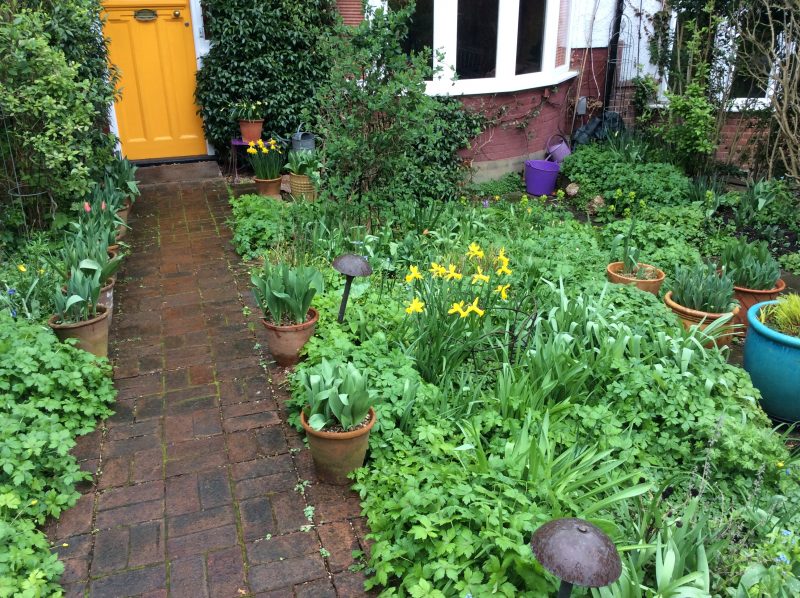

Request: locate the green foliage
(720, 238), (781, 290)
(251, 262), (323, 325)
(467, 172), (525, 198)
(0, 313), (115, 595)
(228, 194), (290, 260)
(301, 359), (374, 431)
(195, 0), (338, 150)
(53, 265), (102, 323)
(671, 263), (735, 313)
(310, 5), (482, 209)
(285, 149), (322, 176)
(631, 73), (659, 115)
(0, 235), (61, 321)
(761, 294), (800, 338)
(561, 143), (690, 211)
(779, 252), (800, 275)
(230, 100), (264, 122)
(247, 138), (286, 180)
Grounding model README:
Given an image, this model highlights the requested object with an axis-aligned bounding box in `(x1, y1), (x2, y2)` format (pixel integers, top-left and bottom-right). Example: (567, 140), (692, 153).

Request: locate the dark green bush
(195, 0), (338, 150)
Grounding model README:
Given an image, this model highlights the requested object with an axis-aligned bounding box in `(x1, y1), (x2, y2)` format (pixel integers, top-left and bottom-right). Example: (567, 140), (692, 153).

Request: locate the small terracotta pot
(300, 407), (376, 485)
(116, 206), (130, 240)
(239, 119), (264, 143)
(289, 174), (317, 201)
(260, 308), (319, 366)
(606, 262), (665, 295)
(48, 304), (110, 358)
(100, 278), (115, 327)
(254, 177), (282, 198)
(663, 291), (739, 348)
(733, 278), (785, 334)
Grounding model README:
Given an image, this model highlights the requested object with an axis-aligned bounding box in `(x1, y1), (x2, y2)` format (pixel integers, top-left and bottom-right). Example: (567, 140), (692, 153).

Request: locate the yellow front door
(104, 1), (207, 160)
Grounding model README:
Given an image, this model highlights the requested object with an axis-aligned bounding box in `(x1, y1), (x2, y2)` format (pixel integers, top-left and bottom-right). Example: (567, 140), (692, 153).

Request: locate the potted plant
(606, 218), (665, 295)
(663, 263), (740, 347)
(247, 138), (285, 198)
(743, 294), (800, 422)
(285, 149), (321, 200)
(232, 100), (264, 143)
(48, 265), (110, 357)
(298, 359), (376, 485)
(105, 155), (140, 225)
(720, 238), (785, 333)
(251, 262), (324, 366)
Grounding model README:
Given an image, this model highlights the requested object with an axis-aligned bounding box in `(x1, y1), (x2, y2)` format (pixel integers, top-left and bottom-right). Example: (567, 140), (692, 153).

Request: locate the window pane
(389, 0), (434, 71)
(556, 0), (571, 67)
(516, 0), (546, 75)
(457, 0), (499, 80)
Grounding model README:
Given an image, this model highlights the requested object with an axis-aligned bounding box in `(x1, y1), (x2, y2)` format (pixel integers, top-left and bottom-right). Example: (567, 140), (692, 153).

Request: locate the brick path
(48, 176), (373, 597)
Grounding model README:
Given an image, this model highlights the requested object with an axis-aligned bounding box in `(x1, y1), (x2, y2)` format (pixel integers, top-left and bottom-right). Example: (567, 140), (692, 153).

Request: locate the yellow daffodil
(430, 262), (447, 277)
(466, 297), (485, 317)
(248, 141), (256, 147)
(448, 301), (468, 318)
(445, 264), (463, 281)
(405, 297), (425, 314)
(496, 260), (512, 276)
(261, 147), (269, 154)
(497, 247), (507, 262)
(494, 284), (510, 300)
(246, 147), (258, 154)
(493, 195), (500, 202)
(471, 266), (490, 285)
(257, 138), (265, 147)
(405, 265), (423, 283)
(17, 264), (26, 273)
(466, 242), (484, 260)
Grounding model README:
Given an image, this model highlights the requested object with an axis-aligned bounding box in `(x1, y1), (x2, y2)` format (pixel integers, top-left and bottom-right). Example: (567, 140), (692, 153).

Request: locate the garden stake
(530, 518), (621, 597)
(332, 254), (372, 323)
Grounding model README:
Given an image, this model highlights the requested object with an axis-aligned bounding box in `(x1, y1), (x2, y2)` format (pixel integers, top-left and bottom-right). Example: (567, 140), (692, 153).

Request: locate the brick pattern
(49, 178), (376, 597)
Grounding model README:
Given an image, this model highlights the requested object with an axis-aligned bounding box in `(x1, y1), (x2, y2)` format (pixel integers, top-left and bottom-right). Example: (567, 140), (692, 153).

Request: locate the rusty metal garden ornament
(332, 254), (372, 323)
(530, 518), (622, 598)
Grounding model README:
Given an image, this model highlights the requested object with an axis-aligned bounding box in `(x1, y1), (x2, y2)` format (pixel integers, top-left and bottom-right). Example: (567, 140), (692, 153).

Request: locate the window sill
(425, 69), (579, 96)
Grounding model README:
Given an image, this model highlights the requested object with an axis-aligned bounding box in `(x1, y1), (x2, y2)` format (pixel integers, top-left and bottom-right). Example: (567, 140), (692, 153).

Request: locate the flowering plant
(247, 138), (285, 180)
(231, 100), (264, 121)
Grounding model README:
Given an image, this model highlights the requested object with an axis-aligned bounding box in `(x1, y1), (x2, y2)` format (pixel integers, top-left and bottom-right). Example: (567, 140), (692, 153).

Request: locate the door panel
(104, 1), (207, 160)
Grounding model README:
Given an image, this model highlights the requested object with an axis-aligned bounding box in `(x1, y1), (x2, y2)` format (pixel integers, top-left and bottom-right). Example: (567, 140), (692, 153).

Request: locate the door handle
(172, 10), (181, 18)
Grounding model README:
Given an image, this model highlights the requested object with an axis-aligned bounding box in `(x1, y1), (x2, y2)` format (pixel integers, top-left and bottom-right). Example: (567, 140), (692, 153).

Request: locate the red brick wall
(717, 113), (767, 167)
(337, 0), (364, 25)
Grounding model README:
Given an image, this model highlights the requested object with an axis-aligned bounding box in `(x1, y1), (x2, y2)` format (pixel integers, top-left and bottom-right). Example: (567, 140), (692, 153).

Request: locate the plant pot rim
(48, 304), (109, 329)
(239, 118), (264, 124)
(100, 278), (115, 293)
(253, 176), (282, 183)
(733, 278), (786, 295)
(747, 300), (800, 349)
(300, 406), (376, 440)
(261, 307), (319, 332)
(663, 291), (739, 319)
(606, 261), (665, 282)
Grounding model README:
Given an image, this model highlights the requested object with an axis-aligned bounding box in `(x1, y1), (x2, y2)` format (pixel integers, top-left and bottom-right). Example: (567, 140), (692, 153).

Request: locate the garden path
(47, 168), (373, 597)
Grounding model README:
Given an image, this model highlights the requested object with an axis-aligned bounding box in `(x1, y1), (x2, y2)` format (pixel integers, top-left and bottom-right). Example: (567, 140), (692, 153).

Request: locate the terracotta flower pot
(239, 119), (264, 143)
(116, 206), (130, 240)
(300, 407), (376, 485)
(48, 304), (110, 358)
(606, 262), (665, 295)
(100, 278), (115, 327)
(733, 278), (785, 334)
(254, 177), (282, 198)
(289, 174), (317, 201)
(260, 308), (319, 367)
(663, 291), (739, 348)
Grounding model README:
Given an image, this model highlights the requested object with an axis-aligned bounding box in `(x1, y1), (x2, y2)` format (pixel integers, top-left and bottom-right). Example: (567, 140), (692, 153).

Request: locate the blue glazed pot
(743, 301), (800, 422)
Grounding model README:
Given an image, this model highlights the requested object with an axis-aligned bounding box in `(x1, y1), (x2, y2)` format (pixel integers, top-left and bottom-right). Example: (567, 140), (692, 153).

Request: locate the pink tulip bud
(101, 201), (106, 211)
(83, 202), (91, 213)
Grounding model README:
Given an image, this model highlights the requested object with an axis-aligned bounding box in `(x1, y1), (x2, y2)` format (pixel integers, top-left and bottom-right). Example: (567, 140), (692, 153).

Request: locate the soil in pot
(300, 407), (376, 485)
(254, 177), (282, 198)
(261, 307), (318, 366)
(733, 278), (786, 334)
(606, 262), (665, 295)
(663, 291), (739, 348)
(48, 304), (110, 358)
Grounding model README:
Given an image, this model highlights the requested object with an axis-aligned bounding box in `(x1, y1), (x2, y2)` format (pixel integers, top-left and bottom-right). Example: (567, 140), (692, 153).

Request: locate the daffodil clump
(247, 138), (284, 180)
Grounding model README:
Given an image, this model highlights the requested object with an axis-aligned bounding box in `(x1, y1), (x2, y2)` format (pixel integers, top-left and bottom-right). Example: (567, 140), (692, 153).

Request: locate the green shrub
(195, 0), (338, 150)
(228, 194), (290, 260)
(561, 143), (690, 211)
(0, 234), (62, 321)
(467, 172), (525, 198)
(0, 313), (115, 595)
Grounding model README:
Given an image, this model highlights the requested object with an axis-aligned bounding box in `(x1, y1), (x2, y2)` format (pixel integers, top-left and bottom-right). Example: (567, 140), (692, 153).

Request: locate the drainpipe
(603, 0), (626, 113)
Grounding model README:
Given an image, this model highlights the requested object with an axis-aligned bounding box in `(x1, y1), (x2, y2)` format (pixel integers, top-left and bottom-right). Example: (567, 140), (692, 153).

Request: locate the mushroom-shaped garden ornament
(530, 518), (622, 598)
(332, 254), (372, 323)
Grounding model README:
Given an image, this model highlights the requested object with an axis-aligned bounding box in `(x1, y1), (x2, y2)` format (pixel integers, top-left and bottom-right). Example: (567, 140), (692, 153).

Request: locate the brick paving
(48, 175), (374, 597)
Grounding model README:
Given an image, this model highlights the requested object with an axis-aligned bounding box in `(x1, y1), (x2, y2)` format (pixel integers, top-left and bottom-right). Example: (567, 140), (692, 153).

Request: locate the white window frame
(408, 0), (576, 96)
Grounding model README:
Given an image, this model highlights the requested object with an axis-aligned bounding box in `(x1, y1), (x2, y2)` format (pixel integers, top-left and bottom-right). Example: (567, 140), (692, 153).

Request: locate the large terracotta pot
(606, 262), (665, 295)
(260, 308), (318, 366)
(289, 174), (317, 201)
(300, 407), (376, 485)
(254, 177), (282, 198)
(239, 119), (264, 143)
(48, 305), (110, 358)
(663, 291), (739, 348)
(733, 278), (785, 334)
(100, 278), (115, 327)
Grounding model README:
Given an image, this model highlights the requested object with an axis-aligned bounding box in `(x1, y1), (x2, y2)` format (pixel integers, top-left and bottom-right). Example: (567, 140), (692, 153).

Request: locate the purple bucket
(545, 134), (572, 163)
(525, 159), (560, 196)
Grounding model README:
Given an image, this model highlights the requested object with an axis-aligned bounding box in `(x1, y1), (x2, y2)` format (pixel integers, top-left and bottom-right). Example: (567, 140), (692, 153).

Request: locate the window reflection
(516, 0), (546, 75)
(456, 0), (500, 79)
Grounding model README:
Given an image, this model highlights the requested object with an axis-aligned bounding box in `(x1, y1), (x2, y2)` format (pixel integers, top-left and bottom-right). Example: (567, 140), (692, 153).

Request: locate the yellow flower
(261, 147), (269, 154)
(248, 141), (256, 147)
(257, 138), (265, 147)
(405, 265), (423, 283)
(405, 297), (425, 314)
(430, 262), (446, 277)
(17, 264), (26, 273)
(29, 499), (38, 506)
(496, 261), (512, 276)
(777, 461), (785, 468)
(471, 266), (489, 285)
(497, 247), (507, 261)
(246, 147), (258, 154)
(445, 264), (463, 281)
(493, 195), (500, 202)
(466, 242), (484, 260)
(495, 251), (512, 276)
(466, 297), (484, 317)
(38, 268), (45, 275)
(494, 284), (510, 300)
(448, 301), (468, 318)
